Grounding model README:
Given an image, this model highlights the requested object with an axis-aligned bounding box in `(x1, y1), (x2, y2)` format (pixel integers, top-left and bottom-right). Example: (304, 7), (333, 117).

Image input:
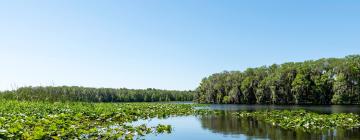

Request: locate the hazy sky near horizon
(0, 0), (359, 90)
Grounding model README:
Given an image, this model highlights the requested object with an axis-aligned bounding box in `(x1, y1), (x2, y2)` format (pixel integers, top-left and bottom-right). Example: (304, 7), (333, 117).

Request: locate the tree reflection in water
(199, 111), (360, 140)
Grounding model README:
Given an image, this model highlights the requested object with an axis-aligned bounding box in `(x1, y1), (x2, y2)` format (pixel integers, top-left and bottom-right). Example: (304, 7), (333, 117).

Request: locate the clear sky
(0, 0), (359, 90)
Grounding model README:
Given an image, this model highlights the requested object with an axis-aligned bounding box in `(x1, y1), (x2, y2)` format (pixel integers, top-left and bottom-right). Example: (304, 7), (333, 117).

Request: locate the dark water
(202, 104), (360, 114)
(134, 104), (360, 140)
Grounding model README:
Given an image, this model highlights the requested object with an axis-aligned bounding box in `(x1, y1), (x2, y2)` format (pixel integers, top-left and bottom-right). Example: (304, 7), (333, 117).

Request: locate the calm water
(201, 104), (360, 114)
(133, 104), (360, 140)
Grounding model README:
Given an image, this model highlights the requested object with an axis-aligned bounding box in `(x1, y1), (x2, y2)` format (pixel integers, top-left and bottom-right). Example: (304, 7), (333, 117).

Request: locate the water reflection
(134, 104), (360, 140)
(202, 104), (360, 114)
(199, 111), (360, 140)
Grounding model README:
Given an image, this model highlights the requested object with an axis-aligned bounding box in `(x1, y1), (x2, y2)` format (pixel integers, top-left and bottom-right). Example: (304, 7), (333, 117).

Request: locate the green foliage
(0, 100), (358, 139)
(332, 73), (351, 104)
(222, 96), (230, 104)
(155, 124), (172, 133)
(0, 86), (194, 102)
(233, 110), (360, 131)
(196, 55), (360, 104)
(0, 100), (209, 139)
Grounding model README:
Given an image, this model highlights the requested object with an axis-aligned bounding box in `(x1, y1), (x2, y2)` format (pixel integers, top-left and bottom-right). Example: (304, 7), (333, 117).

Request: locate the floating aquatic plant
(0, 100), (206, 139)
(233, 110), (360, 131)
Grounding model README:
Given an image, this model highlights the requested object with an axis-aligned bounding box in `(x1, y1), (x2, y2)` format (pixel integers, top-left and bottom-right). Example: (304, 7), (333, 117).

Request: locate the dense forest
(195, 55), (360, 105)
(0, 86), (194, 102)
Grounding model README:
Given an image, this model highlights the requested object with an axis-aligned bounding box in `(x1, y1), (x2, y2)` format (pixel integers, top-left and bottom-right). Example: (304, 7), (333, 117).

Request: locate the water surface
(134, 104), (360, 140)
(200, 104), (360, 114)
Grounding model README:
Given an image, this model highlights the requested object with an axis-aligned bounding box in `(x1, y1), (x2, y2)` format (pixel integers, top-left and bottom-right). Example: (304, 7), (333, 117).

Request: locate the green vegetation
(200, 111), (360, 140)
(0, 100), (359, 139)
(1, 55), (359, 139)
(0, 86), (194, 102)
(0, 100), (209, 139)
(233, 110), (360, 131)
(195, 55), (360, 104)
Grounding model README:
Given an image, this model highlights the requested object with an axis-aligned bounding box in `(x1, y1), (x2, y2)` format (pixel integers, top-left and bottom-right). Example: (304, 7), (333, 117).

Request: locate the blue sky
(0, 0), (359, 90)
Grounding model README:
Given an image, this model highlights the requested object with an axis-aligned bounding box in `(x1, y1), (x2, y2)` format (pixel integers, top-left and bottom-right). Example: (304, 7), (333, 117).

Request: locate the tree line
(195, 55), (360, 104)
(0, 86), (194, 102)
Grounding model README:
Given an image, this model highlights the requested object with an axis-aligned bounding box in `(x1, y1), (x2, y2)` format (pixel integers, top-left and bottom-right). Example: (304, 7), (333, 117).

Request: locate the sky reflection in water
(134, 105), (360, 140)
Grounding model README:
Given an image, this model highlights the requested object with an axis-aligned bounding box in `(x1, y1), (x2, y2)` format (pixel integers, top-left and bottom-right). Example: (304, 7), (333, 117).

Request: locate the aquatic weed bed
(1, 100), (359, 139)
(0, 100), (211, 139)
(233, 110), (360, 131)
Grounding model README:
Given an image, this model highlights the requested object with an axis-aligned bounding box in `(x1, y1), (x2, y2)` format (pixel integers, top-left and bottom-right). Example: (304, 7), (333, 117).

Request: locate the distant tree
(195, 55), (360, 105)
(0, 86), (194, 102)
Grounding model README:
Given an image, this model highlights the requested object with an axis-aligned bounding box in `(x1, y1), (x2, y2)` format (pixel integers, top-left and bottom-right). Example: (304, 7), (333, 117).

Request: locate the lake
(133, 104), (360, 140)
(201, 104), (360, 114)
